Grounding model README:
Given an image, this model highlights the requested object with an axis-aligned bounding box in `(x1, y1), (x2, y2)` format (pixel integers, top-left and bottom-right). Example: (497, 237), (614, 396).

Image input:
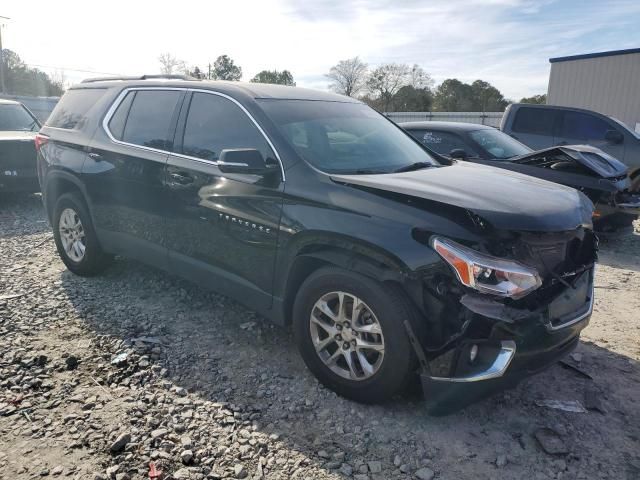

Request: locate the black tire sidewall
(293, 267), (415, 403)
(52, 193), (107, 276)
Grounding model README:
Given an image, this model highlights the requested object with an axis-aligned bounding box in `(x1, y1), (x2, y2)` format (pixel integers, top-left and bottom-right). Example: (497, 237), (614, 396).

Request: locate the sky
(2, 0), (639, 100)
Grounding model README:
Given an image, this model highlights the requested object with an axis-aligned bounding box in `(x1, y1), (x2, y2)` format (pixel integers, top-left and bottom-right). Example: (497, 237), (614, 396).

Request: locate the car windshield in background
(259, 100), (438, 174)
(469, 128), (531, 159)
(0, 104), (39, 132)
(608, 116), (640, 140)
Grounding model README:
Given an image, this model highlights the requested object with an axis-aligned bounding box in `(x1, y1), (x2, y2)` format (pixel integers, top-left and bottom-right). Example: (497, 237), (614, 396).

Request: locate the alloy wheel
(309, 291), (385, 381)
(58, 208), (86, 262)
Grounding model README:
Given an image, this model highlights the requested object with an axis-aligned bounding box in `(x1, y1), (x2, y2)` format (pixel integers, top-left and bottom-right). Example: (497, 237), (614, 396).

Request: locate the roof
(549, 47), (640, 63)
(398, 121), (493, 131)
(73, 78), (357, 103)
(0, 98), (20, 105)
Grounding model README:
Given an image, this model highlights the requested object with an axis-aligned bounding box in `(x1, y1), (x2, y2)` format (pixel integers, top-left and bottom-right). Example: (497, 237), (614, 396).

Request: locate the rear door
(555, 110), (625, 160)
(509, 106), (559, 150)
(84, 88), (185, 266)
(163, 90), (284, 312)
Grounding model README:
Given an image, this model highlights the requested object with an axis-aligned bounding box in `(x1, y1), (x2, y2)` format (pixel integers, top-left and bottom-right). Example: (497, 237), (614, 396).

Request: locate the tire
(293, 266), (417, 403)
(52, 192), (112, 276)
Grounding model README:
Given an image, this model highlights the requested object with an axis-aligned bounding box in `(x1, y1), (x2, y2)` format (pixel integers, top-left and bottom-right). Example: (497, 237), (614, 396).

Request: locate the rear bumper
(421, 269), (594, 415)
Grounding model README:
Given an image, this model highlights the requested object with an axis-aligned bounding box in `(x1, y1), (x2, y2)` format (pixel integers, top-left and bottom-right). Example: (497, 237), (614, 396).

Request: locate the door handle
(169, 171), (194, 185)
(88, 152), (102, 161)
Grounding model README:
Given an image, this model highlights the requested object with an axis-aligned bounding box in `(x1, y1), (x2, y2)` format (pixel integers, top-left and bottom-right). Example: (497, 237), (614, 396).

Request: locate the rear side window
(107, 91), (135, 140)
(559, 111), (611, 141)
(512, 107), (558, 136)
(181, 92), (273, 162)
(117, 90), (182, 150)
(47, 88), (106, 129)
(410, 130), (470, 156)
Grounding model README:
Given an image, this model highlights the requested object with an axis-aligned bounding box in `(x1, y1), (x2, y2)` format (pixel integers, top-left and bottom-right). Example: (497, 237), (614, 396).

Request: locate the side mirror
(449, 149), (468, 160)
(218, 149), (272, 175)
(604, 129), (623, 144)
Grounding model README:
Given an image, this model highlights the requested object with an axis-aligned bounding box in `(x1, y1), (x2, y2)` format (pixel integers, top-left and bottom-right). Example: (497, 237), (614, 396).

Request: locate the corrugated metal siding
(547, 52), (640, 131)
(384, 111), (504, 127)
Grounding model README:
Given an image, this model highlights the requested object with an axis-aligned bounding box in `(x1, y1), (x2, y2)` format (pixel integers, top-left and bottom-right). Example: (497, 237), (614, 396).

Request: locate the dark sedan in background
(0, 99), (41, 193)
(401, 121), (640, 233)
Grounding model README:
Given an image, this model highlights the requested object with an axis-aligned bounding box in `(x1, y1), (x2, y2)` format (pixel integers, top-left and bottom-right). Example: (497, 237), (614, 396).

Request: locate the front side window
(512, 107), (558, 136)
(47, 88), (106, 130)
(259, 100), (438, 174)
(0, 104), (39, 131)
(559, 111), (611, 141)
(119, 90), (182, 150)
(181, 92), (274, 162)
(411, 130), (471, 156)
(468, 128), (531, 159)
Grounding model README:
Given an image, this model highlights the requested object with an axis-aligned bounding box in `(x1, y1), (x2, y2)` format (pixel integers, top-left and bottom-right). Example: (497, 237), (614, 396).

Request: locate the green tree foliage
(211, 55), (242, 81)
(1, 49), (64, 96)
(434, 78), (507, 112)
(392, 85), (433, 111)
(519, 94), (547, 104)
(250, 70), (295, 86)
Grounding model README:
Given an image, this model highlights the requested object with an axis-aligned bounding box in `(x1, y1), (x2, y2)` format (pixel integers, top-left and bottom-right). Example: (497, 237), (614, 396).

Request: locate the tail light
(34, 133), (50, 152)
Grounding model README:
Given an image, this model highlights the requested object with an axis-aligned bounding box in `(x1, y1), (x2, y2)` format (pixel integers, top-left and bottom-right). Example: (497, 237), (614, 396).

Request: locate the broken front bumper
(421, 268), (595, 415)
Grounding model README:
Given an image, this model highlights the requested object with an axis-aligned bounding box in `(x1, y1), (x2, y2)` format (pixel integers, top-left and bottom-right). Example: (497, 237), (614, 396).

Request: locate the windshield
(469, 128), (531, 159)
(0, 104), (40, 132)
(608, 116), (640, 140)
(259, 99), (438, 174)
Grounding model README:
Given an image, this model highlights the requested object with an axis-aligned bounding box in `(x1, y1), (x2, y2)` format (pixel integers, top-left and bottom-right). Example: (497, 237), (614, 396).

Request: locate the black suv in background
(38, 77), (597, 414)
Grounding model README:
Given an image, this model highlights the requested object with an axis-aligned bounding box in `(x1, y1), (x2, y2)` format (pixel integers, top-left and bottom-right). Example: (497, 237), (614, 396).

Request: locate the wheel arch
(43, 172), (92, 223)
(278, 238), (424, 326)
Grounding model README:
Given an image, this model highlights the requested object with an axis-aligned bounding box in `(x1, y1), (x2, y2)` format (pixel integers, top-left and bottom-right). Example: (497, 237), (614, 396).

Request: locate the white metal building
(547, 48), (640, 133)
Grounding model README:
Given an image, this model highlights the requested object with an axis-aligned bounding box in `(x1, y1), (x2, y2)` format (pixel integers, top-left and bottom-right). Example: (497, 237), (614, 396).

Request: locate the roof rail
(81, 74), (198, 83)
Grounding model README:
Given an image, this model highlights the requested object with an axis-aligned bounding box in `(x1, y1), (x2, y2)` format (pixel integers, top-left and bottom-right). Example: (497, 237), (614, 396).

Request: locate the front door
(163, 91), (284, 312)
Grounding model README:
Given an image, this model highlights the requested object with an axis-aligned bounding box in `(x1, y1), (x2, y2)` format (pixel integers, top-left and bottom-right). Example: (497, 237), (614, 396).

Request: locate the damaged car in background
(39, 78), (598, 415)
(401, 121), (640, 234)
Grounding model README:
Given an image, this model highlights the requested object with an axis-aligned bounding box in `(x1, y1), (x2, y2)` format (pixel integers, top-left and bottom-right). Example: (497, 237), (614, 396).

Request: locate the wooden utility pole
(0, 16), (10, 94)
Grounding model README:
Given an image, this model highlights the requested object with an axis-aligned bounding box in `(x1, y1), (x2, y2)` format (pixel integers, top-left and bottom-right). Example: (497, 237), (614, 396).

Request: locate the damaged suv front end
(333, 161), (597, 414)
(421, 227), (596, 414)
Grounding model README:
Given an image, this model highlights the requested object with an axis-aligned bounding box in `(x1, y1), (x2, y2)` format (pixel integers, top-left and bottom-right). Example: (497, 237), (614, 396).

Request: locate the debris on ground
(534, 428), (569, 455)
(534, 399), (588, 413)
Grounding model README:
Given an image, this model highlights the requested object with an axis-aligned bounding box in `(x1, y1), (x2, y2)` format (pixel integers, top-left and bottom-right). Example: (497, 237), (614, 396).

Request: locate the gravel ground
(1, 193), (639, 480)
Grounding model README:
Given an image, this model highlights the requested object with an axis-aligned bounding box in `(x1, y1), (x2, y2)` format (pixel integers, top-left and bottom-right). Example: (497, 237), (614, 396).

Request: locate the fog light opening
(469, 344), (479, 364)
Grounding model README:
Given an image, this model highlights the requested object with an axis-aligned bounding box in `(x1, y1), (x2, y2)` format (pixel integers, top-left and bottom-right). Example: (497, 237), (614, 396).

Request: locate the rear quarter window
(512, 107), (558, 136)
(47, 88), (107, 130)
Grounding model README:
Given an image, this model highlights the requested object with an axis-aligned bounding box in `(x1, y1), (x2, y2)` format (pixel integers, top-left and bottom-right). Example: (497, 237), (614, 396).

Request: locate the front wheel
(293, 267), (417, 403)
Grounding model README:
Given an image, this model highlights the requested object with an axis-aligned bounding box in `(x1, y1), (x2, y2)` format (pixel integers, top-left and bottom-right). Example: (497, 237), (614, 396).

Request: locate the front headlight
(430, 236), (542, 299)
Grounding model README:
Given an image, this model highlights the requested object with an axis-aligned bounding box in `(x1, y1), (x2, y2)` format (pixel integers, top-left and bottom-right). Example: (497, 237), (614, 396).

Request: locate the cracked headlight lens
(430, 236), (542, 299)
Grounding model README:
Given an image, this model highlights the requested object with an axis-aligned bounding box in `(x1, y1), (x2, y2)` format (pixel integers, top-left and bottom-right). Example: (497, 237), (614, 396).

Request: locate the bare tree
(366, 63), (411, 111)
(326, 57), (368, 97)
(158, 53), (186, 75)
(409, 64), (434, 90)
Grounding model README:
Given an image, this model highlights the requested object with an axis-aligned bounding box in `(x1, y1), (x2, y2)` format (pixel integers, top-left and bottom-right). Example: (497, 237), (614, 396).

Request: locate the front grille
(496, 228), (597, 308)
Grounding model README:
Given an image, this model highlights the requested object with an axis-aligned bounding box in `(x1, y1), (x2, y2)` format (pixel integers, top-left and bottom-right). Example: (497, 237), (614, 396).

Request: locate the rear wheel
(52, 192), (112, 276)
(293, 266), (416, 403)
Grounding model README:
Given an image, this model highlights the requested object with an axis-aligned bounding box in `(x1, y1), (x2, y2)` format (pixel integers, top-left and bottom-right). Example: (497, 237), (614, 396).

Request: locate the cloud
(3, 0), (640, 100)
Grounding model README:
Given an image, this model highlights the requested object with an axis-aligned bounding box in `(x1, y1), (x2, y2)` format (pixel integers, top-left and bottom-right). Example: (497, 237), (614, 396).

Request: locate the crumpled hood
(511, 144), (628, 178)
(332, 162), (594, 232)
